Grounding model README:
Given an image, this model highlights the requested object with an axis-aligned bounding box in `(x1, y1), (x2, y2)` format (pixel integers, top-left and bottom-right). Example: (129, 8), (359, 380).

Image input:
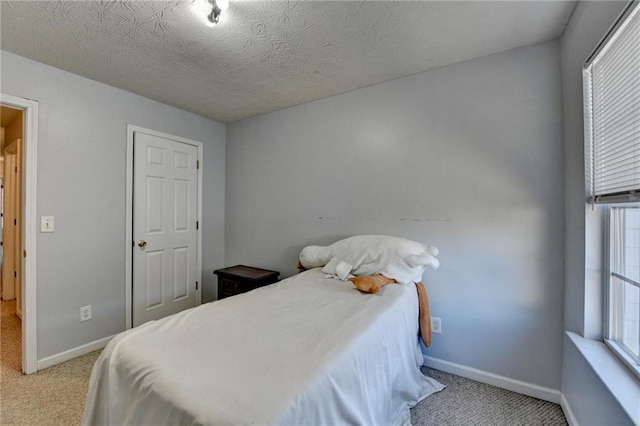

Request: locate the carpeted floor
(1, 299), (567, 425)
(0, 300), (100, 426)
(412, 367), (567, 425)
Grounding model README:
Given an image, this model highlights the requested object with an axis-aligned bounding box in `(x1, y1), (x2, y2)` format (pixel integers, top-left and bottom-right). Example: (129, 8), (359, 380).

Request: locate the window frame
(604, 204), (640, 380)
(584, 0), (640, 379)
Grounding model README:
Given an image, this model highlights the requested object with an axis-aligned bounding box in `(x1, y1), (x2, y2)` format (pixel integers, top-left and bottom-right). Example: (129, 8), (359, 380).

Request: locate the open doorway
(0, 105), (24, 375)
(0, 93), (37, 375)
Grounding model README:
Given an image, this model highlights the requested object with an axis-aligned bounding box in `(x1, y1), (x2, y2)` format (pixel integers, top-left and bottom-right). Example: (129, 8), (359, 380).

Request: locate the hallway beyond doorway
(1, 299), (21, 375)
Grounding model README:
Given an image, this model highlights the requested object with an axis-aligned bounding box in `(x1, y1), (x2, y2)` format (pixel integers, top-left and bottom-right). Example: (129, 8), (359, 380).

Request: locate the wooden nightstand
(214, 265), (280, 300)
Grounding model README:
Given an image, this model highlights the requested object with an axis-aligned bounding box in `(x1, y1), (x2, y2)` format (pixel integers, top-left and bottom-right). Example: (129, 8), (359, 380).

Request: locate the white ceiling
(0, 1), (576, 123)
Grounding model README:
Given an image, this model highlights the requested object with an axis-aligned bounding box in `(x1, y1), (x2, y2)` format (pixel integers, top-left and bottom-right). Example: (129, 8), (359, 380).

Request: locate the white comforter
(82, 268), (443, 425)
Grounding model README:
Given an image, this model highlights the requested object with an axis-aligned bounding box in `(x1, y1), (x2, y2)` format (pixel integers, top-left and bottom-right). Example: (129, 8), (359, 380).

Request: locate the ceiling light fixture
(207, 0), (228, 25)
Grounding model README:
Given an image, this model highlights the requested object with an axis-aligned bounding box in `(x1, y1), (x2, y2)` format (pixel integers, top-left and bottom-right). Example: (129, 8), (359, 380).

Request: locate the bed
(82, 267), (443, 425)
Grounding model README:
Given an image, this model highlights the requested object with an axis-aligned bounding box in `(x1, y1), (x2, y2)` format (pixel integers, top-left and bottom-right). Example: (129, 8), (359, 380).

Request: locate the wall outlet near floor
(431, 316), (442, 334)
(80, 305), (92, 322)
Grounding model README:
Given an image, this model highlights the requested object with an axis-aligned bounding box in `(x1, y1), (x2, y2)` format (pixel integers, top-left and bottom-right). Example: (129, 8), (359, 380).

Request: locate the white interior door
(15, 138), (22, 318)
(2, 152), (16, 301)
(133, 132), (198, 326)
(2, 139), (21, 304)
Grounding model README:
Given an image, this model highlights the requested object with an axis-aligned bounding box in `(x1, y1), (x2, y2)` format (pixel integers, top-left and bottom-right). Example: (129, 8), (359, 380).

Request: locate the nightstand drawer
(219, 278), (240, 297)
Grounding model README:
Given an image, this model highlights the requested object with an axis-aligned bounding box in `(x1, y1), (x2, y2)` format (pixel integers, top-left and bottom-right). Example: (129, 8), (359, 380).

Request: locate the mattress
(82, 268), (443, 425)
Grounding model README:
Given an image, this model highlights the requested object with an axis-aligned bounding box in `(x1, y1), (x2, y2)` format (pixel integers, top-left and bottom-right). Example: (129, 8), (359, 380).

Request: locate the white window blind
(584, 2), (640, 203)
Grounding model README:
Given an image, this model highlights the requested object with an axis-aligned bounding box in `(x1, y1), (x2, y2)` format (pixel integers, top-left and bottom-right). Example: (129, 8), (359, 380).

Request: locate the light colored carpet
(0, 300), (100, 426)
(1, 299), (567, 425)
(412, 367), (568, 425)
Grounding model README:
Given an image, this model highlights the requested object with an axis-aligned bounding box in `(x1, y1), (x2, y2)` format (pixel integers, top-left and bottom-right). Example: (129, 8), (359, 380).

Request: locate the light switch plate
(41, 216), (54, 233)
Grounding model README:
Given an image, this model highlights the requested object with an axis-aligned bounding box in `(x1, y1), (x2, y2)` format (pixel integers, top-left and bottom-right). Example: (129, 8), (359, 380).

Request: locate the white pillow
(299, 235), (439, 284)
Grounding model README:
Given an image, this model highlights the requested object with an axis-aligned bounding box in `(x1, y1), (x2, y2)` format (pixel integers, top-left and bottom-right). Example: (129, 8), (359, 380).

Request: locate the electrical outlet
(431, 316), (442, 334)
(80, 305), (92, 322)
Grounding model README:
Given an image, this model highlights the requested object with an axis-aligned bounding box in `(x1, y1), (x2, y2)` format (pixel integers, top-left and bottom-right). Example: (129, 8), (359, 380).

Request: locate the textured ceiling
(0, 1), (576, 123)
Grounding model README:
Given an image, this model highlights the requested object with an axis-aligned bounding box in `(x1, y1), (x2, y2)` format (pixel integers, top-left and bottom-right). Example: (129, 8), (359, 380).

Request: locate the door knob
(137, 240), (147, 248)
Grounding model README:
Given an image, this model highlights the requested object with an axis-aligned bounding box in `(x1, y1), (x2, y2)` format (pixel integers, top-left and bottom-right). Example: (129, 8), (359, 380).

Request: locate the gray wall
(560, 1), (632, 423)
(227, 41), (565, 390)
(0, 51), (226, 359)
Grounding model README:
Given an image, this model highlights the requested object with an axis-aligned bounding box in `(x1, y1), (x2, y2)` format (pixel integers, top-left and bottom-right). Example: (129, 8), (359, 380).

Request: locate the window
(607, 206), (639, 372)
(584, 0), (640, 377)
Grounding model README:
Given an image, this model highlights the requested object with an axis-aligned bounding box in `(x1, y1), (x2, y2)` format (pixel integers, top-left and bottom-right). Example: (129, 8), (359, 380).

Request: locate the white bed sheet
(82, 268), (443, 425)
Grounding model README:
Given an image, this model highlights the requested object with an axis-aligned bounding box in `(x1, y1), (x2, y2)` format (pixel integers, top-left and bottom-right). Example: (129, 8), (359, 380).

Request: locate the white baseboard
(560, 393), (578, 426)
(37, 334), (114, 371)
(423, 355), (562, 404)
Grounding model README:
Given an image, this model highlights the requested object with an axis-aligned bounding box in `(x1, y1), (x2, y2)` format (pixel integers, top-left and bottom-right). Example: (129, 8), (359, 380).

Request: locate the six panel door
(132, 132), (198, 326)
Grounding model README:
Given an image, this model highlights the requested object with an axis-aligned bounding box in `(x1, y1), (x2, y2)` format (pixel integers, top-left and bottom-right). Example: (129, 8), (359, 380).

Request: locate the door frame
(125, 125), (203, 329)
(0, 93), (38, 374)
